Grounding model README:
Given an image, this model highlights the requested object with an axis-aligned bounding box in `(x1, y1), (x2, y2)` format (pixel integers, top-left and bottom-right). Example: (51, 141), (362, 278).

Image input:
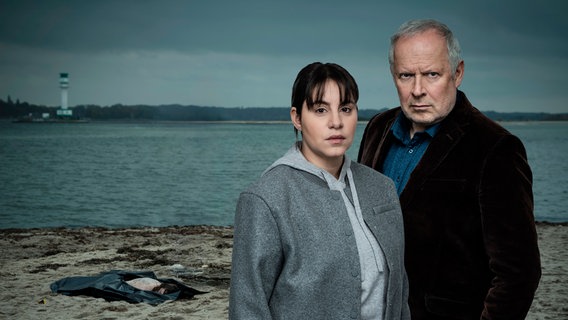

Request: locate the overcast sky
(1, 0), (567, 113)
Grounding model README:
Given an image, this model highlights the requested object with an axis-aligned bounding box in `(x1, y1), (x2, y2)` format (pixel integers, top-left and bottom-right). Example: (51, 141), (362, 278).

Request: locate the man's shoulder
(459, 104), (513, 139)
(444, 93), (523, 150)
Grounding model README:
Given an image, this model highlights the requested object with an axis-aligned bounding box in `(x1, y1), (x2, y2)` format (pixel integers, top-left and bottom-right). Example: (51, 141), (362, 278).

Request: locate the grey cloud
(0, 0), (566, 112)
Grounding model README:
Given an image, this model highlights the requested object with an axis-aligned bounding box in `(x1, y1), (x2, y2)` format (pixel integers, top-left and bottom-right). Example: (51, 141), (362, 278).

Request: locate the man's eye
(427, 72), (440, 78)
(399, 73), (412, 79)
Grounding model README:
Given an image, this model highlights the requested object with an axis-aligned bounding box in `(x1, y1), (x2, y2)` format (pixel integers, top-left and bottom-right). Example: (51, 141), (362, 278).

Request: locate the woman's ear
(290, 107), (301, 131)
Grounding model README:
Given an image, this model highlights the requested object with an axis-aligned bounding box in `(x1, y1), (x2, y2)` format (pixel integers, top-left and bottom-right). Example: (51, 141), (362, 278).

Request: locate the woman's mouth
(327, 135), (345, 143)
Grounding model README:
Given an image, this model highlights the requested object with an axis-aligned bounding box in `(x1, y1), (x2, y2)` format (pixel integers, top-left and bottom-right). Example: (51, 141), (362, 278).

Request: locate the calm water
(0, 120), (566, 229)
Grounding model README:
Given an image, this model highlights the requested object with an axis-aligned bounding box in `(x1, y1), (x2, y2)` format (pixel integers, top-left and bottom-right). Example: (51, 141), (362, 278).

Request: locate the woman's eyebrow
(312, 100), (329, 105)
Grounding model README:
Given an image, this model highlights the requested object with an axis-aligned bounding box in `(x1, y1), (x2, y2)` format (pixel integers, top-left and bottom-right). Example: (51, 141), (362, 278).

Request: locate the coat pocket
(372, 202), (400, 215)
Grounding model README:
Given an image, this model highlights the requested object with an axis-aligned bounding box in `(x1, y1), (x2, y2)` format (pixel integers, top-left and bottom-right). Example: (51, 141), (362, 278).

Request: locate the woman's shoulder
(243, 165), (298, 195)
(237, 165), (311, 213)
(256, 164), (296, 184)
(351, 161), (389, 179)
(351, 161), (397, 189)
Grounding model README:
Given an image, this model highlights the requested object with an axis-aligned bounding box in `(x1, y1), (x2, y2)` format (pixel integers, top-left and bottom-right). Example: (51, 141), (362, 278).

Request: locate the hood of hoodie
(263, 142), (351, 191)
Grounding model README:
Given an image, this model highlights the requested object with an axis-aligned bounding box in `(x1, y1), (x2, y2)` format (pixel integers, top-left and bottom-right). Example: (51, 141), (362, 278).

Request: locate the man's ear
(290, 107), (301, 131)
(454, 60), (465, 88)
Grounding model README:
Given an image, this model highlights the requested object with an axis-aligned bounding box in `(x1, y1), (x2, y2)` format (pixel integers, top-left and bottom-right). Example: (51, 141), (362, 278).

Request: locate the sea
(1, 120), (567, 229)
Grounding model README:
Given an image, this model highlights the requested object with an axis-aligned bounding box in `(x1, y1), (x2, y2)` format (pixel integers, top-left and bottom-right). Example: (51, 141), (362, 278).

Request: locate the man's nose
(412, 76), (426, 97)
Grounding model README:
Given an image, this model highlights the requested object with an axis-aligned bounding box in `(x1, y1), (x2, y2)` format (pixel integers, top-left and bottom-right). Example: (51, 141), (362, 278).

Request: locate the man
(358, 19), (541, 319)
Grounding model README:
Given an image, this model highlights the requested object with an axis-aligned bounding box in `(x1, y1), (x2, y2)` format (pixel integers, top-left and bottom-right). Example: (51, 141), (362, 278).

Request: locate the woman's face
(291, 80), (358, 173)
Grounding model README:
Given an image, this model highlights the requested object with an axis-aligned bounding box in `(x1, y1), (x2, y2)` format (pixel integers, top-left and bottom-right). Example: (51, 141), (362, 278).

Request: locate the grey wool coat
(229, 148), (410, 320)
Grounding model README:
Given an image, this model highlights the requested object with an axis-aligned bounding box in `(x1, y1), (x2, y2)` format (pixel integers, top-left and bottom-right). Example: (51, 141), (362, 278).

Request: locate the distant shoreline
(2, 99), (567, 123)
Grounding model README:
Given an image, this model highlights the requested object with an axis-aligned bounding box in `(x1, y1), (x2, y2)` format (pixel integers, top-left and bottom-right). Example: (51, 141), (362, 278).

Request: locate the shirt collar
(391, 111), (441, 143)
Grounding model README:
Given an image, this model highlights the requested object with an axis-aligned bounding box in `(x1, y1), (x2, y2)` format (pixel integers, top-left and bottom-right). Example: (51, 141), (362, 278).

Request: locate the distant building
(56, 73), (72, 117)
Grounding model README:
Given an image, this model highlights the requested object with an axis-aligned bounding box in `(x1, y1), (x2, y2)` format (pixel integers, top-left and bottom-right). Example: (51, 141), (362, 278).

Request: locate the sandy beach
(1, 222), (566, 319)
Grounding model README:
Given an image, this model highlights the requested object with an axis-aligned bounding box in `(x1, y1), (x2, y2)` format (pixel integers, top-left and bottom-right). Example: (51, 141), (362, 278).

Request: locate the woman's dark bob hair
(291, 62), (359, 137)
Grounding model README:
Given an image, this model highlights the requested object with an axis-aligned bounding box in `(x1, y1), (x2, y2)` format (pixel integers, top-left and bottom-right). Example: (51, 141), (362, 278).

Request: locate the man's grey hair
(388, 19), (462, 78)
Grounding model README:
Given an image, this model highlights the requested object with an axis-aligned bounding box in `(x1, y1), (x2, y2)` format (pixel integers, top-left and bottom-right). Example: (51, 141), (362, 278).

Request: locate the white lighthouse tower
(57, 73), (73, 117)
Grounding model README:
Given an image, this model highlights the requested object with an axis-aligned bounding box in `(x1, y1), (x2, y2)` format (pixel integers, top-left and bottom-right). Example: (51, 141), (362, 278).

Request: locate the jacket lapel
(398, 95), (470, 208)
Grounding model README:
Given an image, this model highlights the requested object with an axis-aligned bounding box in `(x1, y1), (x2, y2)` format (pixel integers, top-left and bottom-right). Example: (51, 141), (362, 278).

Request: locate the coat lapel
(398, 98), (470, 208)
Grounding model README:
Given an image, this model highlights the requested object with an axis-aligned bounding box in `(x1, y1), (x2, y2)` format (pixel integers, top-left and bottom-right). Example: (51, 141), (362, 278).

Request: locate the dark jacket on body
(358, 90), (541, 320)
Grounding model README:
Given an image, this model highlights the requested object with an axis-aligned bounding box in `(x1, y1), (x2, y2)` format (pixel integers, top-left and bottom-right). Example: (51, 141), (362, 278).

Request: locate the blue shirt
(383, 113), (440, 195)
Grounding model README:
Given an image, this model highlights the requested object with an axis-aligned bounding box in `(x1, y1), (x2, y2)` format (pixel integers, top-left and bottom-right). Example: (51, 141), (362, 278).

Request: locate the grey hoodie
(229, 144), (410, 320)
(266, 144), (388, 319)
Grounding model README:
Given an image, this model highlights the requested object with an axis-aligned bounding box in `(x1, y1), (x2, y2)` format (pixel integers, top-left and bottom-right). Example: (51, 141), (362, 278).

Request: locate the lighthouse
(57, 73), (73, 117)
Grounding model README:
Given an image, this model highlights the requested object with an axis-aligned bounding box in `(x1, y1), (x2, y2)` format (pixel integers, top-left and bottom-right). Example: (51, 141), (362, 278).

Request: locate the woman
(229, 62), (409, 319)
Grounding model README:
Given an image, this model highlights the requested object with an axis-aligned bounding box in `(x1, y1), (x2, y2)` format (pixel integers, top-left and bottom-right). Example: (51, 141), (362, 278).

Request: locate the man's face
(391, 29), (464, 134)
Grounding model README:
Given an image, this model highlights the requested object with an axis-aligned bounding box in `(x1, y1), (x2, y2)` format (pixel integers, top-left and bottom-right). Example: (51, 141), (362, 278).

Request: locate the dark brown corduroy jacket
(358, 90), (541, 320)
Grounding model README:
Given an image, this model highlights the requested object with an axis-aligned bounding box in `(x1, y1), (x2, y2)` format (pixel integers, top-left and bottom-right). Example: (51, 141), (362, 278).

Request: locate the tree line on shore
(1, 97), (567, 122)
